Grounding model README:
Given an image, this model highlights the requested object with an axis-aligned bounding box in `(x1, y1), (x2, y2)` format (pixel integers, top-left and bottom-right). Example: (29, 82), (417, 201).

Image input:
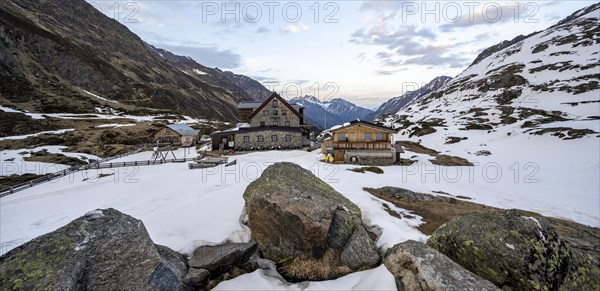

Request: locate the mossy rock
(427, 209), (600, 290)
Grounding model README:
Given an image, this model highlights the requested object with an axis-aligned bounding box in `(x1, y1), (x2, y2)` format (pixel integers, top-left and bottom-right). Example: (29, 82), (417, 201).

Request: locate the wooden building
(321, 120), (396, 165)
(152, 124), (200, 147)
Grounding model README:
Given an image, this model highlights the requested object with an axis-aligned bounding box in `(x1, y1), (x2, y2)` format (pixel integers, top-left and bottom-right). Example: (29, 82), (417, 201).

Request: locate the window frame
(284, 121), (290, 126)
(376, 133), (384, 141)
(243, 136), (250, 143)
(337, 133), (346, 142)
(257, 135), (264, 142)
(260, 121), (265, 127)
(263, 110), (269, 116)
(285, 134), (292, 141)
(271, 135), (278, 142)
(364, 133), (371, 142)
(273, 121), (278, 126)
(272, 110), (278, 116)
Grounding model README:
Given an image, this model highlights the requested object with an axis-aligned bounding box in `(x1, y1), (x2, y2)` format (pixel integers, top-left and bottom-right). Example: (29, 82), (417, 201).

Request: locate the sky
(88, 0), (595, 108)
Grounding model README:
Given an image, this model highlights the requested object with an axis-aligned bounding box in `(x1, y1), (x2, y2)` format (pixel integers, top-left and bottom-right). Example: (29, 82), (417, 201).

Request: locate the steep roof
(246, 92), (302, 119)
(237, 102), (263, 109)
(329, 119), (394, 133)
(166, 124), (200, 136)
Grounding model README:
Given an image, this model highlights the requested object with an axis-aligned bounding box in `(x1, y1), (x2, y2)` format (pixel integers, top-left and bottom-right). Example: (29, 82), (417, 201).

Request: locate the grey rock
(340, 227), (381, 269)
(243, 162), (380, 280)
(156, 244), (188, 281)
(384, 240), (500, 291)
(0, 208), (185, 290)
(427, 209), (600, 290)
(188, 242), (257, 272)
(328, 209), (361, 250)
(183, 268), (210, 287)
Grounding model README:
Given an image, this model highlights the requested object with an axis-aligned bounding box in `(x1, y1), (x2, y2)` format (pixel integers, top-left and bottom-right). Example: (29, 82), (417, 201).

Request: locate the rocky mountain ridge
(0, 0), (270, 121)
(369, 76), (452, 121)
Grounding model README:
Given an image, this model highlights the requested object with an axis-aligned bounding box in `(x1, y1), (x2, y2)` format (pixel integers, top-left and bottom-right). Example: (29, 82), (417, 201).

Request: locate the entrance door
(334, 150), (345, 162)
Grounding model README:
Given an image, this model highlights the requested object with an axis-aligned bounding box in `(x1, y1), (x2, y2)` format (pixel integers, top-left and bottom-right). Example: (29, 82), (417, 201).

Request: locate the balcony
(330, 141), (391, 150)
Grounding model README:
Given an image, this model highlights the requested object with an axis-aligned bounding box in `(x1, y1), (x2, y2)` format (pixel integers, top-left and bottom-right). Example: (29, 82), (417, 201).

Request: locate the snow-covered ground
(0, 129), (74, 141)
(0, 146), (100, 176)
(1, 142), (598, 288)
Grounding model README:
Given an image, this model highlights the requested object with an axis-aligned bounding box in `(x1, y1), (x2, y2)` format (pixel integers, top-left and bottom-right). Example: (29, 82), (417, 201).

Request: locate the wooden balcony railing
(329, 141), (391, 150)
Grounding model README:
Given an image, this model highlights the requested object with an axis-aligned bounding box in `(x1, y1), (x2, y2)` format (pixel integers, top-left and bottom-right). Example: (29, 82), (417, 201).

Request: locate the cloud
(359, 0), (404, 12)
(350, 24), (437, 50)
(158, 44), (242, 68)
(401, 54), (470, 68)
(374, 68), (408, 75)
(439, 3), (539, 32)
(280, 23), (310, 34)
(256, 27), (271, 34)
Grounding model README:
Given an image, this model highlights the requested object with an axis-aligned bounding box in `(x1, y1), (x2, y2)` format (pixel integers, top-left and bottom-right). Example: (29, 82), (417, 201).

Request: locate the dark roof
(165, 124), (200, 136)
(211, 126), (303, 137)
(246, 92), (301, 119)
(330, 120), (394, 133)
(237, 102), (263, 109)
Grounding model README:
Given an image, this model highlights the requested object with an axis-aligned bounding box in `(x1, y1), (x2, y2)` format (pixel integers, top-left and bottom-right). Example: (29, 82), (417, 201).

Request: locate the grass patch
(349, 166), (384, 174)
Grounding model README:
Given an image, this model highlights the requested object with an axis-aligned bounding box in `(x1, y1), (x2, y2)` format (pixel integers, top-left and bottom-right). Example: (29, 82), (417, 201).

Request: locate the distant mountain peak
(289, 95), (374, 130)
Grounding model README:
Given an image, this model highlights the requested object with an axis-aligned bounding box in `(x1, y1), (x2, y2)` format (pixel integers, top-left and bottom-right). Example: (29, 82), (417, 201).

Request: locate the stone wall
(344, 150), (396, 166)
(234, 130), (302, 150)
(249, 101), (300, 127)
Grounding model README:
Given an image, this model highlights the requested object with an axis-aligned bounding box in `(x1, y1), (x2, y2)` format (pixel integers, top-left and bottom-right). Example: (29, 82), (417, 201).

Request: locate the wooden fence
(0, 144), (201, 197)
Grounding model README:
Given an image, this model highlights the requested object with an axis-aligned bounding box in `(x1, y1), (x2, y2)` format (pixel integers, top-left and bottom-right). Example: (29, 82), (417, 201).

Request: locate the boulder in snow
(384, 240), (500, 290)
(243, 162), (380, 280)
(0, 208), (187, 290)
(427, 209), (600, 290)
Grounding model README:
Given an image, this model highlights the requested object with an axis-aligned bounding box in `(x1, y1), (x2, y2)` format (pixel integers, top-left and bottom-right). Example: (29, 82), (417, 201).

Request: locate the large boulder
(0, 208), (188, 290)
(384, 240), (500, 290)
(427, 209), (600, 290)
(243, 162), (380, 280)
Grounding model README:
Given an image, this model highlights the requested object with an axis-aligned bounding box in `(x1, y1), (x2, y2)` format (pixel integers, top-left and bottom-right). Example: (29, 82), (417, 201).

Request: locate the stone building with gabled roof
(211, 93), (311, 151)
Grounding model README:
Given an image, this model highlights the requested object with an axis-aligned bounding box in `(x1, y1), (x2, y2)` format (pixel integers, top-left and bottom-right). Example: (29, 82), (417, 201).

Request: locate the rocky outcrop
(384, 240), (499, 290)
(0, 208), (187, 290)
(189, 242), (257, 273)
(428, 210), (600, 290)
(243, 162), (380, 280)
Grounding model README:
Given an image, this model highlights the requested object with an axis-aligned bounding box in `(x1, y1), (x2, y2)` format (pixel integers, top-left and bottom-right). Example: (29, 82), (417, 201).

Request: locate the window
(364, 133), (371, 141)
(337, 133), (346, 142)
(273, 110), (278, 116)
(263, 110), (269, 116)
(376, 133), (384, 141)
(272, 100), (279, 107)
(273, 121), (278, 126)
(285, 134), (292, 141)
(260, 121), (265, 127)
(282, 110), (287, 116)
(271, 135), (278, 142)
(257, 135), (264, 142)
(285, 121), (290, 126)
(243, 136), (250, 143)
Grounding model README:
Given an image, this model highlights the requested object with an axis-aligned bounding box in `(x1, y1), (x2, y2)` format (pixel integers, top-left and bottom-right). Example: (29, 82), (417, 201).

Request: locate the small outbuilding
(152, 124), (199, 147)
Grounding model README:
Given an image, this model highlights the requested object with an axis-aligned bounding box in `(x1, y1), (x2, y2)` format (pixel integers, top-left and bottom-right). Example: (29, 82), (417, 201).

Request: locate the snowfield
(1, 143), (598, 288)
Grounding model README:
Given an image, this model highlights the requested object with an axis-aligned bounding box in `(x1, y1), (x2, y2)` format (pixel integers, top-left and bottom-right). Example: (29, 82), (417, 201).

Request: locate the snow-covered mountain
(289, 96), (374, 130)
(368, 76), (452, 121)
(381, 3), (599, 141)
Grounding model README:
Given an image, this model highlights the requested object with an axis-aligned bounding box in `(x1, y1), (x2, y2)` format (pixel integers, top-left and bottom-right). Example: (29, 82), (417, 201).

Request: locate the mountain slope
(289, 96), (374, 130)
(382, 3), (599, 140)
(0, 0), (256, 121)
(368, 76), (452, 121)
(144, 44), (271, 102)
